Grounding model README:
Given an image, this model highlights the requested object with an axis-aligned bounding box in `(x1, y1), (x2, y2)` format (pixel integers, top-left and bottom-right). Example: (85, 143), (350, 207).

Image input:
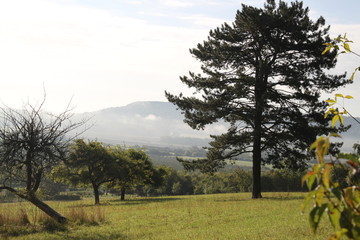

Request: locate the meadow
(0, 192), (332, 240)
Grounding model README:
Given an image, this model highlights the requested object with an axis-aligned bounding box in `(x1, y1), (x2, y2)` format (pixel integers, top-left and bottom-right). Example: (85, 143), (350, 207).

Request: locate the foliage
(108, 147), (164, 201)
(165, 0), (349, 198)
(54, 139), (117, 205)
(56, 141), (164, 203)
(136, 167), (304, 197)
(303, 34), (360, 239)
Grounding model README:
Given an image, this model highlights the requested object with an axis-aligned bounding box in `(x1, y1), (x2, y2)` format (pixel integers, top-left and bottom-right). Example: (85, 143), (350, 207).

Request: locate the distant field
(0, 192), (332, 240)
(155, 155), (257, 170)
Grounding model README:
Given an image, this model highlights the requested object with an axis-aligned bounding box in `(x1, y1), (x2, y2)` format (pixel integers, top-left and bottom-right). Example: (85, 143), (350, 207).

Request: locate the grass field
(0, 192), (332, 240)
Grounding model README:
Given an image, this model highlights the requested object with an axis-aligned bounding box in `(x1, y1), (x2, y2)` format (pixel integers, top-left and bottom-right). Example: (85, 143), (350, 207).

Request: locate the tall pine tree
(165, 0), (349, 198)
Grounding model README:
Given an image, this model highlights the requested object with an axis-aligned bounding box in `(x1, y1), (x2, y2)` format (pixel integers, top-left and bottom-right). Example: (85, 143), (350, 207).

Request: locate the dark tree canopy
(0, 100), (86, 222)
(165, 0), (349, 198)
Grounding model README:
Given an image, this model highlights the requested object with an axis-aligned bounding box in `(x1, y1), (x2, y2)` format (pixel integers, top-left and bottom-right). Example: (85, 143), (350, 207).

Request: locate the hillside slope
(77, 101), (360, 151)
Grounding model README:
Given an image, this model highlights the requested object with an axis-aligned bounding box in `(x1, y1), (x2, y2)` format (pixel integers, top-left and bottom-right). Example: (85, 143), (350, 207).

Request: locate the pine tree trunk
(252, 131), (262, 199)
(120, 187), (126, 201)
(252, 101), (262, 198)
(252, 70), (265, 199)
(27, 194), (67, 223)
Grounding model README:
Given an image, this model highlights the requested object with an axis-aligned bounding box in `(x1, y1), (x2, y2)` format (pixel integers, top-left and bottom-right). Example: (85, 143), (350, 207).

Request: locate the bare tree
(0, 99), (87, 223)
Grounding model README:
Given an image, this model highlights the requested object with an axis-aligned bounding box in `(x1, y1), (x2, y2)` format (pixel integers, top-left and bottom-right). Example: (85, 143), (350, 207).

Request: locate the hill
(77, 101), (360, 152)
(78, 101), (224, 147)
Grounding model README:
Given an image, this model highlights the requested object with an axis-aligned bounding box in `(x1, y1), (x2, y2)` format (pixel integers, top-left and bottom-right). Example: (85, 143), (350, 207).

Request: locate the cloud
(144, 114), (161, 121)
(158, 0), (194, 8)
(0, 0), (209, 113)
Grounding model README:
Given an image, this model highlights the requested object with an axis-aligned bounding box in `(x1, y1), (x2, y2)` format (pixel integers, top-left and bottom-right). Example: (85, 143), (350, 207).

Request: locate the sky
(0, 0), (360, 116)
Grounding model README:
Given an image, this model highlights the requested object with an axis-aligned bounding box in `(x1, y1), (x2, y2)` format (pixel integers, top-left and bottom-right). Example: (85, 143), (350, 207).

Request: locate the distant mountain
(76, 101), (360, 152)
(77, 101), (224, 147)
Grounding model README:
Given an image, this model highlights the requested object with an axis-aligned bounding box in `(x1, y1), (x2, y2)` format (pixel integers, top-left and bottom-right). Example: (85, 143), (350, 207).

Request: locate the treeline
(0, 137), (315, 204)
(135, 167), (306, 196)
(1, 166), (307, 203)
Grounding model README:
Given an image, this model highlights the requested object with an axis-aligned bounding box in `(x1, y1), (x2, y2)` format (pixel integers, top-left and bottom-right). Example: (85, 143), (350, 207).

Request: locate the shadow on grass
(64, 197), (184, 208)
(56, 231), (128, 240)
(262, 195), (305, 201)
(108, 197), (183, 206)
(213, 193), (305, 202)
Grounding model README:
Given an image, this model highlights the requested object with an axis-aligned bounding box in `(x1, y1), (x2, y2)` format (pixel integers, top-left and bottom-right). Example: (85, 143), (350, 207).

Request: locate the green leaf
(352, 226), (360, 239)
(309, 204), (327, 233)
(302, 191), (315, 211)
(340, 209), (354, 239)
(331, 187), (342, 200)
(330, 229), (348, 240)
(327, 203), (341, 230)
(302, 171), (317, 190)
(307, 174), (317, 190)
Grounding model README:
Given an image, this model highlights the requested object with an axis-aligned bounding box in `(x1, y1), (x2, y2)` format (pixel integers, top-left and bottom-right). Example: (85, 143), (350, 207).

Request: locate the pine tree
(165, 0), (349, 198)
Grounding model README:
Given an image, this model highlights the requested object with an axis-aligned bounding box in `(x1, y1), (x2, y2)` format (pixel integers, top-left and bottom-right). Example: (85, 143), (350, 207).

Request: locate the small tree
(0, 100), (85, 223)
(56, 139), (119, 205)
(110, 147), (160, 201)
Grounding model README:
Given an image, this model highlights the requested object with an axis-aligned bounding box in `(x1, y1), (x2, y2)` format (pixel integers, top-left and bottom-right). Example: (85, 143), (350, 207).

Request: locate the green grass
(0, 192), (332, 240)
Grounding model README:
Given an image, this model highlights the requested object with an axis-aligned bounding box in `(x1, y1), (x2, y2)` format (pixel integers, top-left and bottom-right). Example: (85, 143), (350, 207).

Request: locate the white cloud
(144, 114), (161, 121)
(0, 0), (208, 113)
(158, 0), (194, 8)
(0, 0), (359, 118)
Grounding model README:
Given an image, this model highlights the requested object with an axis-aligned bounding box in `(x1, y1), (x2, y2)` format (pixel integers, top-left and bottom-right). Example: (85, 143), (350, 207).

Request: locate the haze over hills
(78, 101), (226, 147)
(77, 101), (360, 152)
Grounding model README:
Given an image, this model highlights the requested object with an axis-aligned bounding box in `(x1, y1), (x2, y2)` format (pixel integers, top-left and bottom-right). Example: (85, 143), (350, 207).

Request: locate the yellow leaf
(350, 72), (356, 81)
(324, 110), (331, 119)
(321, 46), (332, 55)
(343, 187), (356, 208)
(301, 171), (314, 186)
(330, 133), (342, 138)
(335, 94), (344, 98)
(314, 137), (329, 164)
(344, 42), (351, 52)
(344, 95), (353, 99)
(323, 163), (333, 189)
(310, 137), (324, 151)
(326, 99), (336, 104)
(331, 115), (339, 128)
(339, 115), (344, 126)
